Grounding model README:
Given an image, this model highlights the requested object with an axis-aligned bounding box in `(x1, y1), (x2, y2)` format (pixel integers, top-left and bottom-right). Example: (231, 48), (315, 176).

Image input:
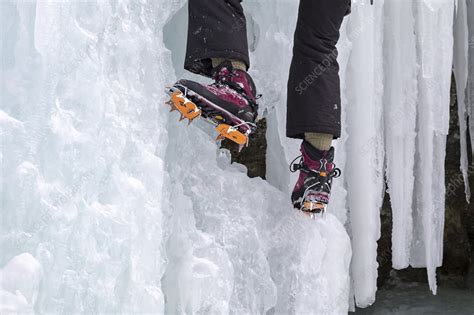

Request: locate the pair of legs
(177, 0), (350, 213)
(185, 0), (350, 149)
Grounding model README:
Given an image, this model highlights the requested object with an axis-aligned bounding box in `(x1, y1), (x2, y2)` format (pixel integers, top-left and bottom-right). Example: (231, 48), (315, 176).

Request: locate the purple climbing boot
(290, 141), (341, 215)
(166, 60), (258, 149)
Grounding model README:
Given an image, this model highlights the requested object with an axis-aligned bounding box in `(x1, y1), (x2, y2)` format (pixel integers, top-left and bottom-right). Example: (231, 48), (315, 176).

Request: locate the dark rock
(376, 193), (393, 287)
(221, 118), (267, 179)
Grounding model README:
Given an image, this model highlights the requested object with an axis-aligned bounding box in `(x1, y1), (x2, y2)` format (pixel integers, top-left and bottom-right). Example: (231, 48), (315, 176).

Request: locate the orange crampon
(168, 90), (201, 122)
(166, 87), (253, 151)
(302, 201), (325, 211)
(298, 202), (326, 219)
(215, 124), (249, 147)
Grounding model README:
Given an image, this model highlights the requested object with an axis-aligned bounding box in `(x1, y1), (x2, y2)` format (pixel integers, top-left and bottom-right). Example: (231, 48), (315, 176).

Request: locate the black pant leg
(286, 0), (350, 139)
(185, 0), (250, 77)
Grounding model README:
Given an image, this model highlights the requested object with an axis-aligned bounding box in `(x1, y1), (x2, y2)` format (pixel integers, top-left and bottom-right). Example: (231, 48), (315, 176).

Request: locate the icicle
(467, 0), (474, 158)
(411, 0), (455, 295)
(383, 0), (417, 269)
(345, 0), (385, 307)
(453, 0), (471, 203)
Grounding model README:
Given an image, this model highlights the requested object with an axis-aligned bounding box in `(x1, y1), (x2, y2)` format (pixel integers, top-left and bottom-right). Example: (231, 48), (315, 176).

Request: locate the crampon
(299, 201), (327, 219)
(165, 85), (257, 151)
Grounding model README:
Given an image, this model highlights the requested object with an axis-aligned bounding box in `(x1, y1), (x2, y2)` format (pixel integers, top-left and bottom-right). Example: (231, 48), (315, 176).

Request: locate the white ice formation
(0, 253), (42, 313)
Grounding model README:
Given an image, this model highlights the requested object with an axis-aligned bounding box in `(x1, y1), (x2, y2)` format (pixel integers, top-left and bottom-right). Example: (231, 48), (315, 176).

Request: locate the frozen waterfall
(1, 0), (472, 313)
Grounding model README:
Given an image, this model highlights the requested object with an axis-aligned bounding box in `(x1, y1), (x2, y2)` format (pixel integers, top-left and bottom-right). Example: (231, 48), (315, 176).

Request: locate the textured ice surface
(0, 253), (42, 313)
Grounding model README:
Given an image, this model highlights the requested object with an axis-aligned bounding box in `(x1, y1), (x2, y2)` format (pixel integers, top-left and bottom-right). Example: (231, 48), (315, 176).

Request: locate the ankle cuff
(212, 58), (247, 71)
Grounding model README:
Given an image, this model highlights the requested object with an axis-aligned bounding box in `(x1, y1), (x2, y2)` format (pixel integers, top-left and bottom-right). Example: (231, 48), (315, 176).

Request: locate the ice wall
(1, 0), (351, 313)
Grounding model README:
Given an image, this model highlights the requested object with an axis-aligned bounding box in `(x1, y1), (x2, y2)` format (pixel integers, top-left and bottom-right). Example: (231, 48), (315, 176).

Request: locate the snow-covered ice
(0, 253), (42, 313)
(1, 0), (471, 313)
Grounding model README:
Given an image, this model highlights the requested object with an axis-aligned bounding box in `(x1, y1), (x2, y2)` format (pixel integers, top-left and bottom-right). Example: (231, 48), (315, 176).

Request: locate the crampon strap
(289, 155), (341, 178)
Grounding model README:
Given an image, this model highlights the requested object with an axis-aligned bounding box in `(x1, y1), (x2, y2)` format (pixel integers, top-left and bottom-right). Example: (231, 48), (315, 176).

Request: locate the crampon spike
(297, 208), (325, 220)
(169, 91), (201, 121)
(215, 124), (248, 146)
(168, 103), (178, 112)
(301, 211), (319, 219)
(301, 201), (326, 217)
